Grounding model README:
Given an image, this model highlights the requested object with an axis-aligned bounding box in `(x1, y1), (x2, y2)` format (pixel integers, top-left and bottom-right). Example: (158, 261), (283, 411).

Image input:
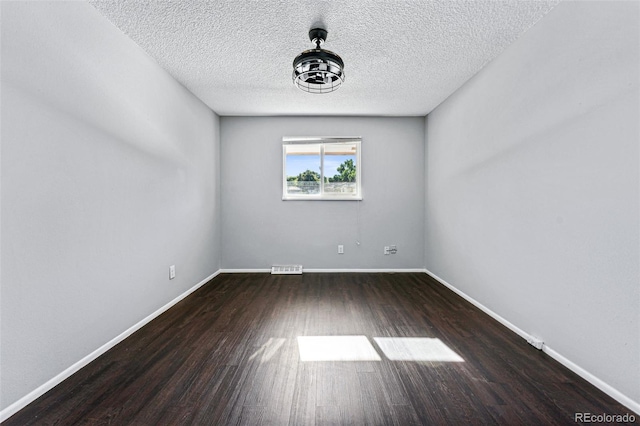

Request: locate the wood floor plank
(289, 362), (316, 426)
(3, 273), (635, 425)
(315, 405), (341, 426)
(377, 361), (410, 405)
(357, 371), (397, 425)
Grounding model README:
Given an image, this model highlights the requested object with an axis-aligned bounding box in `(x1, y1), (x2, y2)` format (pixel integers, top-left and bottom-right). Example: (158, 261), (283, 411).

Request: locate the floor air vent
(271, 265), (303, 275)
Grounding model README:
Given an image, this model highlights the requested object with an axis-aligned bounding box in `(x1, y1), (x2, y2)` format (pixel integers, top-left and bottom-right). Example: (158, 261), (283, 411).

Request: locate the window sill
(282, 196), (363, 201)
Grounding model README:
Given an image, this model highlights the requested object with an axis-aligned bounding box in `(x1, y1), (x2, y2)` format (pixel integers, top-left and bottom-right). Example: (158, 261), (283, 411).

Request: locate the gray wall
(221, 116), (424, 269)
(0, 2), (221, 410)
(425, 1), (639, 404)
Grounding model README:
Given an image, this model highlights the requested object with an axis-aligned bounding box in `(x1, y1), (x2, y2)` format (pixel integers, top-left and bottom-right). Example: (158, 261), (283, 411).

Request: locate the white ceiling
(89, 0), (558, 116)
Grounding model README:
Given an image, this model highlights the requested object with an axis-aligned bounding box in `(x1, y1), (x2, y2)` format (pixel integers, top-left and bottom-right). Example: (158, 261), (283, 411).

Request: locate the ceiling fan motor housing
(293, 27), (345, 94)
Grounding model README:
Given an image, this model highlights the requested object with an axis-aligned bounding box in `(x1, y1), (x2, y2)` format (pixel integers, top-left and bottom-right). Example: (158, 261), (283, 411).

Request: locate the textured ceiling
(89, 0), (558, 116)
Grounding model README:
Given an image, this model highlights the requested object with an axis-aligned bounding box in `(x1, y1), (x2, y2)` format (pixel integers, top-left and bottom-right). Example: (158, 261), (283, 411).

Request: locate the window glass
(324, 142), (358, 195)
(283, 138), (361, 200)
(285, 144), (321, 195)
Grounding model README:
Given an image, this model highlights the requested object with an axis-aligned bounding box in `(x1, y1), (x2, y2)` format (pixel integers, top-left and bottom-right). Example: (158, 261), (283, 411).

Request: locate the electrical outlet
(384, 246), (390, 255)
(338, 244), (344, 254)
(169, 265), (176, 280)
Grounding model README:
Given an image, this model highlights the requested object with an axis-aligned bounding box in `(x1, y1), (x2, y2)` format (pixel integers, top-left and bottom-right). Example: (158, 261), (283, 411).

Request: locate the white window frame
(282, 136), (362, 201)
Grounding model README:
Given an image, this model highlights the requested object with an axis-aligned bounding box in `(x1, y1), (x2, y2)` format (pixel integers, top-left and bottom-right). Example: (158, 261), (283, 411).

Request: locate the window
(283, 137), (361, 200)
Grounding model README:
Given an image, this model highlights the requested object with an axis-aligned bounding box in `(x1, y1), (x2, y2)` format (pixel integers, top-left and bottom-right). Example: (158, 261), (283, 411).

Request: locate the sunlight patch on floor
(373, 337), (464, 362)
(297, 335), (382, 362)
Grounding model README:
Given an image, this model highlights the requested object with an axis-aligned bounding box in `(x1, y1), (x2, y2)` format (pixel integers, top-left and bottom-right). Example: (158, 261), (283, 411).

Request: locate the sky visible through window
(286, 154), (356, 178)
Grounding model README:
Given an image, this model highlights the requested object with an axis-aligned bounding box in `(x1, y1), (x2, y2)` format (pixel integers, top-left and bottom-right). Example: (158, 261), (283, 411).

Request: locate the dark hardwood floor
(4, 273), (636, 425)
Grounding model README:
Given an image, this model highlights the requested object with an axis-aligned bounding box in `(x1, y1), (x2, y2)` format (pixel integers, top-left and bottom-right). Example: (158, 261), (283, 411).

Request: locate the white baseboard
(424, 269), (532, 341)
(542, 346), (640, 415)
(220, 268), (426, 273)
(424, 268), (640, 415)
(304, 268), (426, 273)
(0, 270), (221, 423)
